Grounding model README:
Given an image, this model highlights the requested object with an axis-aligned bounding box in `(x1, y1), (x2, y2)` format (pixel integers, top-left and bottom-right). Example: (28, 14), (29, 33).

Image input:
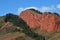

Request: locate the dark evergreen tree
(54, 12), (60, 16)
(29, 8), (42, 14)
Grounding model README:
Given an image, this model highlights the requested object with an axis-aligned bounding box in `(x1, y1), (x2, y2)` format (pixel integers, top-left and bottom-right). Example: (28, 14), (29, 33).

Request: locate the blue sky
(0, 0), (60, 16)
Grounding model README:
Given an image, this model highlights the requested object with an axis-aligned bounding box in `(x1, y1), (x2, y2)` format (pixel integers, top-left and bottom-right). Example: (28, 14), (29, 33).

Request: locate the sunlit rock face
(19, 9), (60, 33)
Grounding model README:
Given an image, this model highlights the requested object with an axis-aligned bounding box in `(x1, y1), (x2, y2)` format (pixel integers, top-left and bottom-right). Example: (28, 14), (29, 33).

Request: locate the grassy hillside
(0, 13), (45, 40)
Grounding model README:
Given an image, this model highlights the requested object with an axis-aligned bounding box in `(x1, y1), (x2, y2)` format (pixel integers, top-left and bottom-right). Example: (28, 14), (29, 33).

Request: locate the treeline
(29, 8), (42, 14)
(29, 8), (60, 16)
(4, 13), (45, 40)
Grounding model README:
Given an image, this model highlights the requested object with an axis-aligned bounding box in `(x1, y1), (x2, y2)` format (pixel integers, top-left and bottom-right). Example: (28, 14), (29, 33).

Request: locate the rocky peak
(19, 9), (60, 33)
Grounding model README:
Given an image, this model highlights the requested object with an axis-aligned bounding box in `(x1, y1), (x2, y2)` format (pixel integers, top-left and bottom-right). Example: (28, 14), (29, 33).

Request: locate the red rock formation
(19, 9), (60, 33)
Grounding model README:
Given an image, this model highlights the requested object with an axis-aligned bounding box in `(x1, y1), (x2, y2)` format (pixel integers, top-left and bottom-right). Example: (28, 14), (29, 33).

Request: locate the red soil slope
(19, 9), (60, 33)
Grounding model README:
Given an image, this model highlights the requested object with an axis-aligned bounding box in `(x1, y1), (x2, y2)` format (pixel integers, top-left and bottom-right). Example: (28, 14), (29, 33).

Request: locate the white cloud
(39, 6), (55, 12)
(18, 8), (24, 15)
(18, 7), (39, 15)
(57, 4), (60, 9)
(18, 6), (55, 14)
(24, 7), (39, 10)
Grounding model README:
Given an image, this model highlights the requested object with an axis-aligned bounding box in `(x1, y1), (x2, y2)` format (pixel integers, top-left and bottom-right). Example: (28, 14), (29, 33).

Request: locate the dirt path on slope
(0, 22), (12, 30)
(0, 32), (25, 40)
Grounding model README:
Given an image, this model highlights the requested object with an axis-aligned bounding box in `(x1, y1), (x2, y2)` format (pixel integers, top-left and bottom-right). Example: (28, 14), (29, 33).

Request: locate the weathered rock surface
(19, 9), (60, 33)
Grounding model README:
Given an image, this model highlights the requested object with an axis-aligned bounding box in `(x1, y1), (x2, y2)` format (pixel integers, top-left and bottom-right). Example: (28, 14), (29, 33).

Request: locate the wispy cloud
(24, 7), (39, 10)
(57, 4), (60, 9)
(39, 6), (55, 12)
(18, 8), (24, 15)
(18, 4), (60, 14)
(18, 7), (39, 15)
(18, 6), (55, 14)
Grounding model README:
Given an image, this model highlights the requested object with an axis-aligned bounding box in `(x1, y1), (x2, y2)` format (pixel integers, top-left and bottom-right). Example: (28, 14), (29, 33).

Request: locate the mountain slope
(19, 9), (60, 33)
(0, 9), (60, 40)
(0, 14), (45, 40)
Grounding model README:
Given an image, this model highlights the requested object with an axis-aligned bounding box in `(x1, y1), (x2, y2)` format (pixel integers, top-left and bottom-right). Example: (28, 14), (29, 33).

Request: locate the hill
(19, 9), (60, 33)
(0, 13), (45, 40)
(0, 9), (60, 40)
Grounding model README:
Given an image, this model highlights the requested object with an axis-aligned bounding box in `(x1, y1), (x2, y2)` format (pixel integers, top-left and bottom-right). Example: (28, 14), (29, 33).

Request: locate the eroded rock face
(19, 9), (60, 33)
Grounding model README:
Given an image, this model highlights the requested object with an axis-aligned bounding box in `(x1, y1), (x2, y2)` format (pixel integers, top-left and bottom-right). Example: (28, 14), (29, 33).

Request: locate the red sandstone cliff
(19, 9), (60, 33)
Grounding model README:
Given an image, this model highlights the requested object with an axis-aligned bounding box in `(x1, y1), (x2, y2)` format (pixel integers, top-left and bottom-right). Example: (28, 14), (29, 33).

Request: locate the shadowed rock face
(19, 9), (60, 33)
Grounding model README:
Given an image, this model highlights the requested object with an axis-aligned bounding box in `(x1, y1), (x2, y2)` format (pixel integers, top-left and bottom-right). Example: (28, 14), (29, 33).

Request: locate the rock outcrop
(19, 9), (60, 33)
